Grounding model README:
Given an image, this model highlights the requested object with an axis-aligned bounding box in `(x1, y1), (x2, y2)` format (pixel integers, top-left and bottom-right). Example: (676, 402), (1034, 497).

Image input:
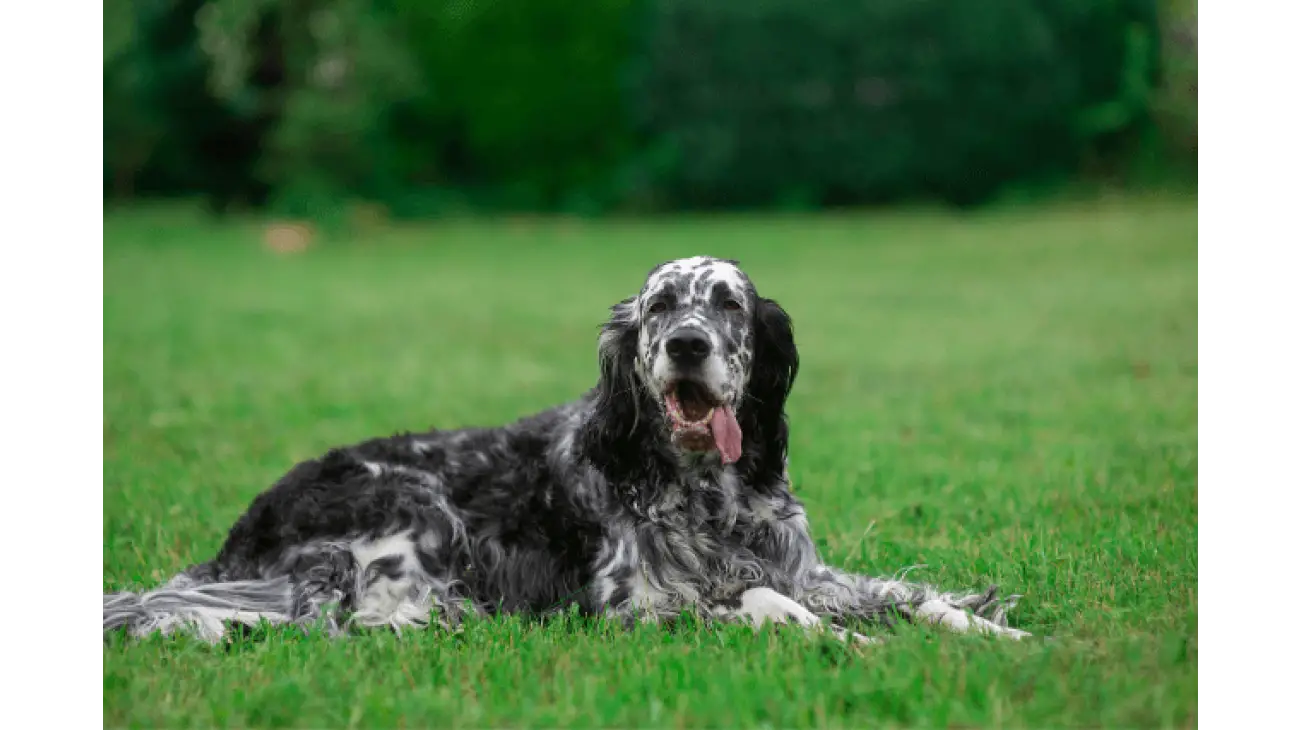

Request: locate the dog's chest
(643, 472), (742, 532)
(628, 472), (765, 607)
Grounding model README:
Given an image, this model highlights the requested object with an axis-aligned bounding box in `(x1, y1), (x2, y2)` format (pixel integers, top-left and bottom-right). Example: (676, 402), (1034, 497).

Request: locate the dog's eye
(648, 301), (668, 314)
(723, 299), (742, 311)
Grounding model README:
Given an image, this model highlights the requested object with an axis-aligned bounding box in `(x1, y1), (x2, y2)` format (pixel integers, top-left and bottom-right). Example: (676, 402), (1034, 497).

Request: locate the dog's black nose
(665, 329), (712, 366)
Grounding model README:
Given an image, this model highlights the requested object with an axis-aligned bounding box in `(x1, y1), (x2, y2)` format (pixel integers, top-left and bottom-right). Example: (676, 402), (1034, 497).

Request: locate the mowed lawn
(103, 196), (1197, 728)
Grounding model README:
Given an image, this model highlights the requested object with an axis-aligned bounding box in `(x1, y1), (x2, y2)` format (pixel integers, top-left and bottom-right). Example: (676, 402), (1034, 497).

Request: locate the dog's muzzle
(662, 378), (742, 463)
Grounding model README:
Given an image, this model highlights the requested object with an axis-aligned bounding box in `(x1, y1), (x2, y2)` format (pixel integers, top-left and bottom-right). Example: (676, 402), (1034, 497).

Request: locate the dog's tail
(103, 572), (295, 643)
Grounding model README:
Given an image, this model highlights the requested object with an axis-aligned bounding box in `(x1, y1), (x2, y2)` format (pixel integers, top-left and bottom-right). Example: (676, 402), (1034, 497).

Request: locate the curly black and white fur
(104, 256), (1028, 644)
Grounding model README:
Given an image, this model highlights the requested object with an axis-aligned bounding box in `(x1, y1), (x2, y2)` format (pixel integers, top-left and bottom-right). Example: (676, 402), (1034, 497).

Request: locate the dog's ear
(582, 296), (645, 459)
(594, 296), (639, 406)
(751, 297), (799, 412)
(598, 293), (639, 368)
(744, 297), (799, 473)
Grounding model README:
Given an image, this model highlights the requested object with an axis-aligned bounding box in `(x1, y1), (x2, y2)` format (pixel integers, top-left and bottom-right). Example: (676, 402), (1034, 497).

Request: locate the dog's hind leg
(105, 530), (482, 643)
(273, 529), (480, 636)
(798, 565), (1031, 639)
(334, 530), (481, 633)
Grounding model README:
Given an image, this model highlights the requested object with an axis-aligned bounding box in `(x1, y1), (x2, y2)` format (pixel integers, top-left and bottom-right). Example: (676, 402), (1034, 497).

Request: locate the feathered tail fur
(103, 574), (300, 643)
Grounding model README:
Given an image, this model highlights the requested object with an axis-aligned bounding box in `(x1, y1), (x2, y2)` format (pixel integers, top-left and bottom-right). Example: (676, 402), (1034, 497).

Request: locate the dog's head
(587, 256), (798, 473)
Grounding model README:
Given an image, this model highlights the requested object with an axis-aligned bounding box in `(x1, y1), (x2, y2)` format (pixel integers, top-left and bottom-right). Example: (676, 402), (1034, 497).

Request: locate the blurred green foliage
(103, 0), (1195, 216)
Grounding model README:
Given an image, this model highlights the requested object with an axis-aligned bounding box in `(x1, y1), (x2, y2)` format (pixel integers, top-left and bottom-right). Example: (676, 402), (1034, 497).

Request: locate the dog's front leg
(711, 587), (878, 645)
(584, 534), (872, 643)
(583, 532), (684, 626)
(799, 565), (1031, 639)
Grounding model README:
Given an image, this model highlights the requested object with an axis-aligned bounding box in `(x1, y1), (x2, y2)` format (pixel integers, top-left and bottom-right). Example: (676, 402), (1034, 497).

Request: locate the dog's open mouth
(664, 380), (743, 463)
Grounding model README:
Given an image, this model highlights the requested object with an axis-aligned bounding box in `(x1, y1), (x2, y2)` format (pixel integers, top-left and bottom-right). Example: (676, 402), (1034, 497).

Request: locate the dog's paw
(916, 599), (1031, 639)
(735, 587), (821, 629)
(829, 625), (883, 646)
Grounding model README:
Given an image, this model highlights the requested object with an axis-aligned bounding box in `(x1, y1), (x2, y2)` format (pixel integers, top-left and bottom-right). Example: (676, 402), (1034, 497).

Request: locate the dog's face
(593, 256), (797, 466)
(595, 255), (790, 459)
(635, 255), (754, 420)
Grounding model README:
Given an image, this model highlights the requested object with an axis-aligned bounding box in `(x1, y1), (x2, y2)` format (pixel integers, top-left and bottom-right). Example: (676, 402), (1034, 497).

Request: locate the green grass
(104, 196), (1197, 728)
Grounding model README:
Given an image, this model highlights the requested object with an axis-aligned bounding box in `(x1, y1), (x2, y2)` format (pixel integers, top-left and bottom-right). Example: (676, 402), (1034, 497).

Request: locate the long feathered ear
(581, 296), (647, 465)
(752, 297), (799, 413)
(745, 297), (799, 476)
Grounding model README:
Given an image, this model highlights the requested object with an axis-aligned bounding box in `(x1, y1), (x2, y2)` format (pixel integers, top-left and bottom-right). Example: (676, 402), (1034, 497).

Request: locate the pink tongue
(710, 406), (743, 464)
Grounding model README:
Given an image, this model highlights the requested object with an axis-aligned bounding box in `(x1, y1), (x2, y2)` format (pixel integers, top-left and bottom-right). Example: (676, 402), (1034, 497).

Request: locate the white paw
(829, 625), (882, 646)
(736, 587), (821, 628)
(730, 588), (880, 646)
(916, 599), (1031, 639)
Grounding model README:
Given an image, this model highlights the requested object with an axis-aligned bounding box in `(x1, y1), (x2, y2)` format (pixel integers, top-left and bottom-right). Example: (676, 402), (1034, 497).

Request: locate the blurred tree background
(103, 0), (1197, 219)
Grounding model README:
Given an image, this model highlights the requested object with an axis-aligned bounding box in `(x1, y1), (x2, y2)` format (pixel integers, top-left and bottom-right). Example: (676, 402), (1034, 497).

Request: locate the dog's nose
(665, 329), (712, 366)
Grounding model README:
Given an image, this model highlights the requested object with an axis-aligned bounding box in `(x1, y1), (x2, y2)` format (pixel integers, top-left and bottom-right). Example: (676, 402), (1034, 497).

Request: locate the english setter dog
(104, 256), (1029, 644)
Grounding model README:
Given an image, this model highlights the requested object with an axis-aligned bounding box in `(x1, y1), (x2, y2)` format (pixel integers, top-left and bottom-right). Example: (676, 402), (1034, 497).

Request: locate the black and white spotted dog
(104, 256), (1029, 644)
